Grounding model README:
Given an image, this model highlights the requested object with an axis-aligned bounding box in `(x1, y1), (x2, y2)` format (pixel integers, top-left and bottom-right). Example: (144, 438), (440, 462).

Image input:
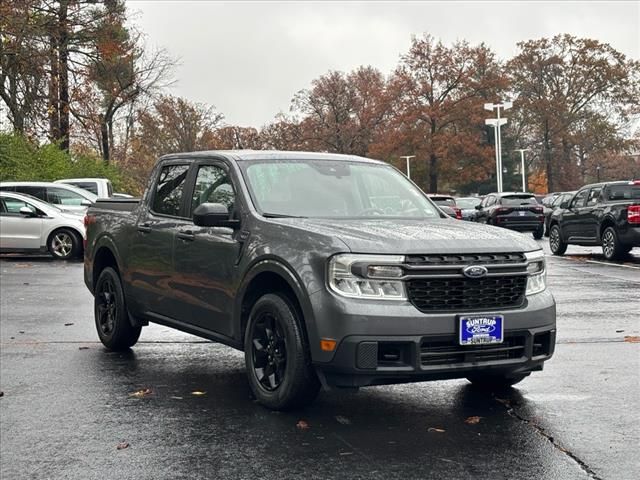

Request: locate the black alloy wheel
(251, 312), (287, 391)
(244, 293), (320, 410)
(94, 267), (141, 350)
(602, 226), (625, 261)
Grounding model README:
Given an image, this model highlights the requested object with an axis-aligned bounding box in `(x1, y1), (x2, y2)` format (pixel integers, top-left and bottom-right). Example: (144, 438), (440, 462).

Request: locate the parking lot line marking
(585, 259), (640, 270)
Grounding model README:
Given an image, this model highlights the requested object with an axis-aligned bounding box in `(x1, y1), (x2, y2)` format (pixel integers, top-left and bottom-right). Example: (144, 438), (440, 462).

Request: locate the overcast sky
(128, 1), (640, 127)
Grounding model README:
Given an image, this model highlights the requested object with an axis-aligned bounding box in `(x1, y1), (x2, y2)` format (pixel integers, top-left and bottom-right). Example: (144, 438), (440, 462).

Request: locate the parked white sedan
(0, 191), (86, 260)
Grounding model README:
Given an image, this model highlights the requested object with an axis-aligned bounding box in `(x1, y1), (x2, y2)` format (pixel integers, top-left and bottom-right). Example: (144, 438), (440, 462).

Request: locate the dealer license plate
(459, 315), (504, 345)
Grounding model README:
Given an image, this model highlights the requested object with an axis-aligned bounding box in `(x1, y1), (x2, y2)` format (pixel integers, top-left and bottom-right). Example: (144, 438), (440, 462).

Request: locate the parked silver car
(0, 191), (86, 260)
(0, 181), (97, 213)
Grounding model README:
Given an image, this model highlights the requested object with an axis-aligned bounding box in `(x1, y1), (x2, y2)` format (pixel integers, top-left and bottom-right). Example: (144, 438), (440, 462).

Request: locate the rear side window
(587, 187), (602, 206)
(67, 182), (98, 195)
(606, 184), (640, 201)
(46, 187), (87, 206)
(152, 164), (189, 217)
(14, 186), (46, 201)
(500, 195), (536, 206)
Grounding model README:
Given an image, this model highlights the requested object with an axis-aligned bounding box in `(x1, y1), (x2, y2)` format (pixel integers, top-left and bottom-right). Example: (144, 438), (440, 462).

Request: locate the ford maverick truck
(84, 151), (556, 410)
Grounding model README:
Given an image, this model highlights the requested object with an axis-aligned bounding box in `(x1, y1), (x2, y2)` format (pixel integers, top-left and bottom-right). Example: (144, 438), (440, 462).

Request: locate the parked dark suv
(548, 181), (640, 260)
(475, 192), (545, 239)
(84, 151), (556, 410)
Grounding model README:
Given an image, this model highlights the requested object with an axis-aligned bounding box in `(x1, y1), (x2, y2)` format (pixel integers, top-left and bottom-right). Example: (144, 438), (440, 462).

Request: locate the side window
(486, 196), (496, 207)
(191, 165), (235, 215)
(1, 198), (37, 215)
(68, 182), (99, 195)
(152, 164), (190, 217)
(586, 187), (602, 206)
(571, 189), (589, 208)
(15, 186), (45, 201)
(46, 187), (86, 206)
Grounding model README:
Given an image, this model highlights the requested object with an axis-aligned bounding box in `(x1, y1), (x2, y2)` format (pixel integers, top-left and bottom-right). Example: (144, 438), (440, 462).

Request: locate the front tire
(467, 372), (529, 390)
(549, 225), (567, 255)
(94, 267), (141, 350)
(244, 293), (320, 410)
(48, 228), (81, 260)
(602, 226), (625, 260)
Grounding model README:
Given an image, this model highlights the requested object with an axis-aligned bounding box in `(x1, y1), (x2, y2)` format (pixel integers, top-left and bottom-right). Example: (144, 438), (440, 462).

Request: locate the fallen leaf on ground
(335, 415), (351, 425)
(464, 416), (482, 425)
(191, 391), (206, 396)
(616, 330), (624, 333)
(623, 336), (640, 343)
(116, 441), (129, 450)
(0, 391), (4, 397)
(129, 388), (152, 398)
(428, 427), (445, 433)
(296, 420), (310, 430)
(64, 323), (74, 326)
(170, 396), (183, 400)
(78, 347), (89, 350)
(18, 331), (24, 334)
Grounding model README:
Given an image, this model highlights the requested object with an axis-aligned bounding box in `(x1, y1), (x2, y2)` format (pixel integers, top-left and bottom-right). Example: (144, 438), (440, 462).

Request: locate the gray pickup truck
(84, 151), (556, 410)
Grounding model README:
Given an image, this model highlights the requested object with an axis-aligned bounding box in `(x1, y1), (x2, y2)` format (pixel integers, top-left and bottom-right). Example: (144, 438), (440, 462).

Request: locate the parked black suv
(548, 181), (640, 260)
(84, 151), (556, 410)
(475, 192), (545, 239)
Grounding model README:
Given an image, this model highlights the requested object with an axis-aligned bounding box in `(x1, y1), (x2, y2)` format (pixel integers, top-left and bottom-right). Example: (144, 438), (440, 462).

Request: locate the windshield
(456, 197), (481, 209)
(242, 160), (441, 219)
(500, 195), (537, 206)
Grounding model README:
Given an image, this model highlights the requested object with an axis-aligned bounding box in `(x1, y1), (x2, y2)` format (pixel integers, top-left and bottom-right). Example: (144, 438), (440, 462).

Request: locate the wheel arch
(235, 259), (315, 350)
(599, 216), (616, 242)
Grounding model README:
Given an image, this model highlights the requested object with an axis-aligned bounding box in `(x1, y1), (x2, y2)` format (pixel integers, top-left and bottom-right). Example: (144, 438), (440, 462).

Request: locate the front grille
(420, 334), (526, 367)
(406, 253), (526, 266)
(407, 276), (527, 312)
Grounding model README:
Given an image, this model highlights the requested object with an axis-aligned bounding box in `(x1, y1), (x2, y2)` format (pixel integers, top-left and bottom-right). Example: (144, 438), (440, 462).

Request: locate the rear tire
(467, 372), (529, 390)
(533, 225), (544, 240)
(94, 267), (141, 351)
(549, 225), (567, 255)
(48, 228), (82, 260)
(602, 226), (625, 260)
(244, 293), (320, 410)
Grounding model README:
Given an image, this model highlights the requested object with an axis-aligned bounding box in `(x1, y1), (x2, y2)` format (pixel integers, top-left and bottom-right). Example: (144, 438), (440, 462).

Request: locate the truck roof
(159, 150), (385, 165)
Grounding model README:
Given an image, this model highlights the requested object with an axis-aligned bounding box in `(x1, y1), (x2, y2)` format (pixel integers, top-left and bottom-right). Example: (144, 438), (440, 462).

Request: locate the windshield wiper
(262, 213), (308, 218)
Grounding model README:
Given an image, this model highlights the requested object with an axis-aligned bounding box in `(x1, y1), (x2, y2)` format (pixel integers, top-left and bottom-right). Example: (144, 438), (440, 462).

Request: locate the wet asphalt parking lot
(1, 242), (639, 480)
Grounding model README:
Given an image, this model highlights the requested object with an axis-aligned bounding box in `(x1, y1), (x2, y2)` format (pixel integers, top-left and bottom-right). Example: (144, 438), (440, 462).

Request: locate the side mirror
(560, 201), (570, 209)
(193, 203), (239, 228)
(81, 199), (92, 207)
(475, 204), (482, 210)
(19, 206), (36, 217)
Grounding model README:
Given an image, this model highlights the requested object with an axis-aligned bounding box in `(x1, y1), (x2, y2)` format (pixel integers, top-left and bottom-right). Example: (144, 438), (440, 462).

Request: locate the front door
(172, 162), (241, 337)
(0, 197), (44, 250)
(564, 188), (589, 241)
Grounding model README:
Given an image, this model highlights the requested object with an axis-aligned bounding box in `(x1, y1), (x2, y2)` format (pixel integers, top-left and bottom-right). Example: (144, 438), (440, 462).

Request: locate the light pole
(485, 101), (512, 192)
(514, 148), (530, 192)
(400, 155), (416, 179)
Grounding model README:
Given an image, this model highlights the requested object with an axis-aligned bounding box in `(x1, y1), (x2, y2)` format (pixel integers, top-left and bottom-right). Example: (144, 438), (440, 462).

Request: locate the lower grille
(407, 276), (527, 312)
(420, 334), (526, 367)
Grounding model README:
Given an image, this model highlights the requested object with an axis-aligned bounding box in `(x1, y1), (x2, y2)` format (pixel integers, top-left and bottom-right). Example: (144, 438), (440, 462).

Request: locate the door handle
(177, 230), (195, 241)
(137, 222), (152, 233)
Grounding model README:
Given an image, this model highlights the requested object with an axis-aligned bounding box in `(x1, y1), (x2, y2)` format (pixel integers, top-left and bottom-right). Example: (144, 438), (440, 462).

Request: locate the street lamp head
(484, 103), (495, 111)
(502, 101), (513, 110)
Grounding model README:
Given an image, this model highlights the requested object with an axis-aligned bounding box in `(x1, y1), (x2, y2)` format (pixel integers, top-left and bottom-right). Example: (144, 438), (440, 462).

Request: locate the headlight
(328, 254), (407, 300)
(524, 250), (546, 295)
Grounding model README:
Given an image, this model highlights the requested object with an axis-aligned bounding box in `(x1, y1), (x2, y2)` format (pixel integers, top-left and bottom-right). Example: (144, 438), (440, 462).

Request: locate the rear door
(0, 197), (44, 250)
(172, 161), (242, 337)
(127, 162), (191, 319)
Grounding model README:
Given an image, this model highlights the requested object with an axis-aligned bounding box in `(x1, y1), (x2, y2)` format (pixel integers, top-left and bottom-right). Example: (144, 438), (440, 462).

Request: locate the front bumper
(307, 288), (556, 387)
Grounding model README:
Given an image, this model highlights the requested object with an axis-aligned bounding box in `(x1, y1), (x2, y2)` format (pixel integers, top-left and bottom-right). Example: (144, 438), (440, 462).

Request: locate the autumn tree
(291, 66), (390, 156)
(372, 35), (507, 193)
(508, 34), (640, 192)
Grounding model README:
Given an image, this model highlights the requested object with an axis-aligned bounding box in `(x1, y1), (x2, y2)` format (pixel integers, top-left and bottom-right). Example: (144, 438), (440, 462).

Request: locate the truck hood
(270, 217), (540, 254)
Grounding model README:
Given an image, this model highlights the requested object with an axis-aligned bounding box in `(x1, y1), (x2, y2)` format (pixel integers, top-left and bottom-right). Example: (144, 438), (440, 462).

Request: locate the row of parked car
(0, 178), (132, 260)
(434, 180), (640, 260)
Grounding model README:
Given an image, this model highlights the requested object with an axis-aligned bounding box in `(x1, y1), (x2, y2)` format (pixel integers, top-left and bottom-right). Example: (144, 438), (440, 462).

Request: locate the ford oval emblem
(463, 265), (488, 279)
